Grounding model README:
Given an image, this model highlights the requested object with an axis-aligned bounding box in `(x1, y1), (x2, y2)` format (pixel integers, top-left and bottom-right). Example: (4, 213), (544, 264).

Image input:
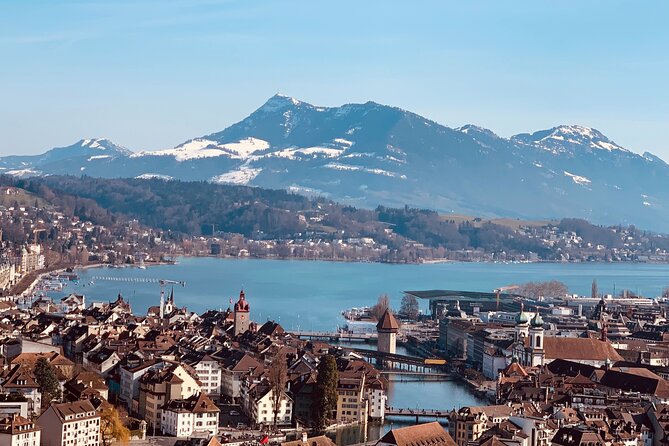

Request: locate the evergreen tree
(34, 357), (61, 408)
(313, 355), (339, 429)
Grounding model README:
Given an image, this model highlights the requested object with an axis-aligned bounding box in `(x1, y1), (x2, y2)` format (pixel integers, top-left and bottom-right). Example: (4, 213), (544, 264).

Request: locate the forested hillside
(1, 175), (667, 262)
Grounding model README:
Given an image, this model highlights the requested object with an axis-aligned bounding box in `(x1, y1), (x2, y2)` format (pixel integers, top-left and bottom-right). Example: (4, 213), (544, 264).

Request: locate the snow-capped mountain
(2, 95), (668, 231)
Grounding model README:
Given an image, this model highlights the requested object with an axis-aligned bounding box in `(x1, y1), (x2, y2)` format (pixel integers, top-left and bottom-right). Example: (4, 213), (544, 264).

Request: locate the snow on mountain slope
(132, 137), (270, 161)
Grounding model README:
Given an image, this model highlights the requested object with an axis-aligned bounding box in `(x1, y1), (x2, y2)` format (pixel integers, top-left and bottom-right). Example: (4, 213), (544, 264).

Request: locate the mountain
(1, 95), (668, 231)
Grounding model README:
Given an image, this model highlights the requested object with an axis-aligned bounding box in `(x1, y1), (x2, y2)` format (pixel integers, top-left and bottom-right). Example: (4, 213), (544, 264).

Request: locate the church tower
(528, 311), (545, 366)
(376, 309), (400, 354)
(233, 290), (250, 336)
(514, 303), (530, 342)
(164, 287), (175, 315)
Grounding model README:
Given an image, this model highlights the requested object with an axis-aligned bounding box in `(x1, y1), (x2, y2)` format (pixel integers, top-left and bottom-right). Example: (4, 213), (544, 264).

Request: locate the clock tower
(233, 290), (250, 336)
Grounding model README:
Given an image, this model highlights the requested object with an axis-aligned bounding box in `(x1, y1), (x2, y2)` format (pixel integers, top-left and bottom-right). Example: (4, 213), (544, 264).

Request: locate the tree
(400, 294), (419, 320)
(100, 406), (130, 446)
(370, 294), (390, 321)
(34, 357), (61, 408)
(591, 280), (598, 299)
(312, 354), (339, 429)
(268, 350), (288, 428)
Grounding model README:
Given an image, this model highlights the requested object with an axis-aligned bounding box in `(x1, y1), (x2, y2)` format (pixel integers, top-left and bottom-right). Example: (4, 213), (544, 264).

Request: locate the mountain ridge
(1, 95), (668, 232)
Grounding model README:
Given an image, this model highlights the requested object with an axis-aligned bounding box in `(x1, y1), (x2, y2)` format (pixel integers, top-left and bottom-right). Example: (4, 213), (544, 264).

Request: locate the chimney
(302, 431), (308, 443)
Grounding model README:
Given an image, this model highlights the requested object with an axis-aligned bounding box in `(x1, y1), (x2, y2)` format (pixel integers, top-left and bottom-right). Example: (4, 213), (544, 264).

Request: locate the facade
(138, 363), (201, 431)
(37, 400), (100, 446)
(160, 393), (219, 437)
(242, 381), (293, 427)
(336, 373), (368, 424)
(119, 359), (164, 413)
(184, 354), (221, 398)
(449, 406), (515, 446)
(233, 290), (250, 336)
(0, 414), (41, 446)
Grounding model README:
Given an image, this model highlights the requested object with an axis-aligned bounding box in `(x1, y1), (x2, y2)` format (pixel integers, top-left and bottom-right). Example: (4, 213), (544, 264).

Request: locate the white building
(184, 354), (221, 398)
(0, 414), (41, 446)
(242, 379), (293, 427)
(160, 393), (219, 437)
(37, 400), (100, 446)
(119, 358), (164, 413)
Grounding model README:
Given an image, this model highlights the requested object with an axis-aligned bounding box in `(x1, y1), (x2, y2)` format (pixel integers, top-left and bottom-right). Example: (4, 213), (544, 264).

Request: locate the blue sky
(1, 0), (667, 159)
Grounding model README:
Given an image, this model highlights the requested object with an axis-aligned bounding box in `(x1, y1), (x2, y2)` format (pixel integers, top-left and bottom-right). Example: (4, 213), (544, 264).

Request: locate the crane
(91, 276), (185, 318)
(493, 285), (519, 311)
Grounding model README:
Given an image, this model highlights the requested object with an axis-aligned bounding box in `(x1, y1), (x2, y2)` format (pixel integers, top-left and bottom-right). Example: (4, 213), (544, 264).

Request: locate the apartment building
(37, 401), (100, 446)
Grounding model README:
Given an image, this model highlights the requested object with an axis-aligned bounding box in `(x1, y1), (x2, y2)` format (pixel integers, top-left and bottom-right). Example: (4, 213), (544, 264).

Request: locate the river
(48, 257), (669, 444)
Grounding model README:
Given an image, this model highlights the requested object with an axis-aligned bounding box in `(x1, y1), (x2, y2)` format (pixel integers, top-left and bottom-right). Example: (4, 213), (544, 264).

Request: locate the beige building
(138, 363), (201, 431)
(336, 372), (368, 425)
(0, 414), (41, 446)
(37, 400), (100, 446)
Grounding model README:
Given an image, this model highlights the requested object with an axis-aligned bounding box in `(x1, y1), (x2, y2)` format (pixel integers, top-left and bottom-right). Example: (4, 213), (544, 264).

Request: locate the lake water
(50, 257), (669, 444)
(59, 258), (669, 331)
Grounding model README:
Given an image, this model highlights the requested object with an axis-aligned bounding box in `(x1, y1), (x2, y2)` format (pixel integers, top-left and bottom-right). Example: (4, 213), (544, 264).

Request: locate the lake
(58, 258), (669, 332)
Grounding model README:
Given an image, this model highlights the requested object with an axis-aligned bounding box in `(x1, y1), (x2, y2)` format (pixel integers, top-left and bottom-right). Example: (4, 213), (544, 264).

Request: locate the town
(0, 266), (667, 446)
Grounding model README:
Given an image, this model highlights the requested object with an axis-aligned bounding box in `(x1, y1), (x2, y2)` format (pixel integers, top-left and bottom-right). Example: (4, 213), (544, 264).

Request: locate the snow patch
(132, 138), (270, 161)
(563, 171), (592, 186)
(88, 155), (111, 161)
(6, 168), (41, 177)
(324, 163), (406, 179)
(135, 173), (174, 180)
(211, 165), (262, 185)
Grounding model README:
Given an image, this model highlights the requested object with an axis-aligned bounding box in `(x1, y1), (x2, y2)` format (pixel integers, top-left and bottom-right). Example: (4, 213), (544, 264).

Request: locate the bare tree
(517, 280), (568, 299)
(370, 294), (390, 321)
(400, 294), (419, 320)
(268, 350), (288, 429)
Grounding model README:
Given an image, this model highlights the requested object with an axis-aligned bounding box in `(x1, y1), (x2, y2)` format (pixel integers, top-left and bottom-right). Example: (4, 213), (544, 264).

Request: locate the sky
(1, 0), (668, 159)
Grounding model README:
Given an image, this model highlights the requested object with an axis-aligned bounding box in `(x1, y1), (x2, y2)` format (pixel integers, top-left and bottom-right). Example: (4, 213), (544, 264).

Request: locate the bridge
(288, 331), (377, 342)
(342, 346), (447, 373)
(385, 407), (452, 423)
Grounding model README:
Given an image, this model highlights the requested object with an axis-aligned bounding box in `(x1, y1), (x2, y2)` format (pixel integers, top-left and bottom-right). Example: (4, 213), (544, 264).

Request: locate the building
(449, 406), (516, 446)
(233, 290), (250, 336)
(376, 310), (400, 355)
(377, 421), (457, 446)
(183, 353), (222, 398)
(138, 363), (202, 431)
(242, 378), (293, 427)
(119, 358), (164, 413)
(37, 400), (100, 446)
(219, 352), (263, 400)
(160, 393), (219, 437)
(0, 414), (41, 446)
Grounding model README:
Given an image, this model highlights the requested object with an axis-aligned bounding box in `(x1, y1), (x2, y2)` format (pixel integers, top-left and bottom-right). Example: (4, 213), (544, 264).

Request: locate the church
(509, 304), (622, 368)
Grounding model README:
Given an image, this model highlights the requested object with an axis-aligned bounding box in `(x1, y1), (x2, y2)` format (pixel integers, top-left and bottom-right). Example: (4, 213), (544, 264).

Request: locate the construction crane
(493, 285), (519, 311)
(91, 276), (185, 318)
